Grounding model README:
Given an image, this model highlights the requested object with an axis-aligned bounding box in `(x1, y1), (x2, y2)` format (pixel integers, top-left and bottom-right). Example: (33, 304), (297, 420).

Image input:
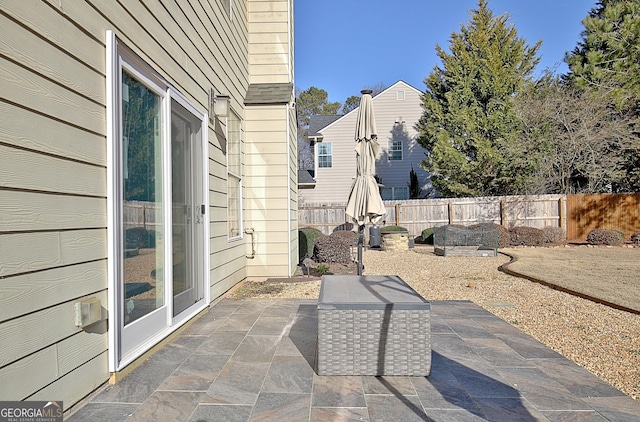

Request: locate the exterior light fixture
(209, 87), (230, 120)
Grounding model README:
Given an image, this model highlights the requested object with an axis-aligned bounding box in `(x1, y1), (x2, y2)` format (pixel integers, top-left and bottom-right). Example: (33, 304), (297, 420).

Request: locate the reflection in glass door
(171, 99), (204, 317)
(121, 71), (164, 327)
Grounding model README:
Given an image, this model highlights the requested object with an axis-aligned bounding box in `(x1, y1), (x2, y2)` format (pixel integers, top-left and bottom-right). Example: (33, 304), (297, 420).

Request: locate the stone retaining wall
(381, 232), (409, 251)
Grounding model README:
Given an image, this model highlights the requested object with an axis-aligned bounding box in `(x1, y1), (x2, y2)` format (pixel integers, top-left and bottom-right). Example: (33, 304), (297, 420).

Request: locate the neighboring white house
(299, 81), (432, 205)
(0, 0), (297, 412)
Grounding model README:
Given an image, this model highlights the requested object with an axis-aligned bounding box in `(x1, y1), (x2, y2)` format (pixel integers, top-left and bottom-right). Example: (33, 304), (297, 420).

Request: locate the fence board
(297, 203), (349, 234)
(299, 195), (565, 236)
(567, 193), (640, 241)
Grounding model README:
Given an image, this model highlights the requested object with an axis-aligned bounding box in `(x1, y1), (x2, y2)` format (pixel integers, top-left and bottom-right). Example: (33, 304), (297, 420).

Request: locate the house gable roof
(308, 115), (342, 137)
(313, 80), (423, 134)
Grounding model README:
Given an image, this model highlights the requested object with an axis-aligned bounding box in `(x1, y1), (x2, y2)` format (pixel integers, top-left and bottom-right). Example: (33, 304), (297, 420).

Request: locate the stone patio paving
(65, 298), (640, 421)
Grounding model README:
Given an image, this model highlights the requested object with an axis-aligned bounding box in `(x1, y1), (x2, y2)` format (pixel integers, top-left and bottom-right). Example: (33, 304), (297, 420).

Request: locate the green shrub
(313, 234), (352, 264)
(509, 226), (545, 246)
(380, 225), (408, 233)
(469, 223), (510, 248)
(541, 226), (565, 244)
(419, 227), (435, 244)
(586, 228), (623, 245)
(631, 231), (640, 244)
(299, 227), (323, 260)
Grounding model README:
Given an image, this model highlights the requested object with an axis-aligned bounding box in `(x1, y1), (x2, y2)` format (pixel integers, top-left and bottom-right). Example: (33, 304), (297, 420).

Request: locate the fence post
(448, 202), (454, 224)
(325, 206), (329, 235)
(395, 203), (400, 226)
(500, 200), (506, 227)
(559, 197), (566, 229)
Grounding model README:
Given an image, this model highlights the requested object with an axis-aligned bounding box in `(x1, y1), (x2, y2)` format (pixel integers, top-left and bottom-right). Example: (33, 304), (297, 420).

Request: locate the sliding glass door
(171, 99), (204, 317)
(109, 37), (208, 368)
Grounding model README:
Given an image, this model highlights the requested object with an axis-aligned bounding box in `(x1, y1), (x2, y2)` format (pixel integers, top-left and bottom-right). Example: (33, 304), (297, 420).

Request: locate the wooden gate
(566, 193), (640, 241)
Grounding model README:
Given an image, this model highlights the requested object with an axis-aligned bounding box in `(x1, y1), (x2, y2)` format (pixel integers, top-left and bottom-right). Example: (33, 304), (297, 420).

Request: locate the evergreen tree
(565, 0), (640, 110)
(565, 0), (640, 190)
(408, 166), (422, 199)
(341, 96), (360, 114)
(296, 87), (341, 138)
(416, 0), (540, 197)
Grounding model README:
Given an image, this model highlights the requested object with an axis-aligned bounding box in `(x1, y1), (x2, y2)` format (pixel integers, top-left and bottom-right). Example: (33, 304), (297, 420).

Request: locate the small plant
(631, 231), (640, 244)
(586, 228), (623, 246)
(509, 226), (545, 247)
(315, 264), (330, 275)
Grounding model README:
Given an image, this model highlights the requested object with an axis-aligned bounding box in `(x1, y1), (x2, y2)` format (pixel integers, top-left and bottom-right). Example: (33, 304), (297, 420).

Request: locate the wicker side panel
(317, 309), (430, 376)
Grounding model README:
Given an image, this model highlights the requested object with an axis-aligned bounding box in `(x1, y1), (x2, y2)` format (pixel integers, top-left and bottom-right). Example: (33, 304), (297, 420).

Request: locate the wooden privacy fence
(123, 200), (160, 231)
(300, 193), (640, 240)
(567, 193), (640, 241)
(299, 194), (567, 237)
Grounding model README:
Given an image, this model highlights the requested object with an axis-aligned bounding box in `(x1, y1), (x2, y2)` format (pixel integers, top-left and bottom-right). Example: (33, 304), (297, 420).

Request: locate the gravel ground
(236, 246), (640, 402)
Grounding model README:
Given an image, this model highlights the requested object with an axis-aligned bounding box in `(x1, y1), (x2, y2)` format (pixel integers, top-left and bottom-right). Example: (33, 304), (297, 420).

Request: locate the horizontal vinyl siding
(1, 102), (106, 165)
(300, 111), (359, 205)
(247, 0), (292, 84)
(373, 83), (431, 194)
(0, 0), (251, 409)
(299, 81), (431, 205)
(244, 105), (294, 278)
(289, 104), (299, 270)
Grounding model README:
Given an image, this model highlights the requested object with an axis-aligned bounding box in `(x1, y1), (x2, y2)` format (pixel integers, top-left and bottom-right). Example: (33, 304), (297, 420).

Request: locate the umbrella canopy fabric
(346, 90), (386, 226)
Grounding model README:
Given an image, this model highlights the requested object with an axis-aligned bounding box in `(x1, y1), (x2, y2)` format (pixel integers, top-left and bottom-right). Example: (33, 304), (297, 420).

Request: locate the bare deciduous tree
(514, 74), (637, 193)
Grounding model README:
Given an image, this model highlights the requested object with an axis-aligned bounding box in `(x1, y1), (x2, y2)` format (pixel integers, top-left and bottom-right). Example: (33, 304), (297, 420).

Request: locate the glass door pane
(171, 99), (204, 317)
(121, 71), (164, 326)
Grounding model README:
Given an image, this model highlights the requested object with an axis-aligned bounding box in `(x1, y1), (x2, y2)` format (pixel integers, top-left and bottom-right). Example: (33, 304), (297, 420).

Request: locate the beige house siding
(1, 0), (296, 410)
(1, 0), (112, 406)
(244, 104), (298, 278)
(248, 0), (293, 84)
(288, 104), (300, 269)
(244, 0), (297, 277)
(299, 81), (431, 205)
(373, 82), (430, 198)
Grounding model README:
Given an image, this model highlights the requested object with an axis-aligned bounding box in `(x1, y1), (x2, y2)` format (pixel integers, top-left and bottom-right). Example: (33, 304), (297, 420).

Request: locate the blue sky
(294, 1), (597, 103)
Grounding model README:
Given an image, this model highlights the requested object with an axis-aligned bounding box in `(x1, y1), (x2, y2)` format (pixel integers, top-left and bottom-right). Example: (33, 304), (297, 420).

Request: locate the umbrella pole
(357, 224), (364, 275)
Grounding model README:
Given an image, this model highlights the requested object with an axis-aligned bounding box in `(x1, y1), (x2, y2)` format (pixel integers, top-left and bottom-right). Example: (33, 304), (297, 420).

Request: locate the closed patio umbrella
(346, 90), (386, 275)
